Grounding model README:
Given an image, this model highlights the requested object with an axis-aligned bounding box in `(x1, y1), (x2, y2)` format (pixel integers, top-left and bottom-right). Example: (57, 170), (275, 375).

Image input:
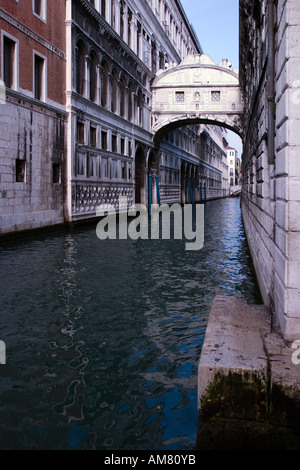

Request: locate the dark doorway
(135, 147), (146, 204)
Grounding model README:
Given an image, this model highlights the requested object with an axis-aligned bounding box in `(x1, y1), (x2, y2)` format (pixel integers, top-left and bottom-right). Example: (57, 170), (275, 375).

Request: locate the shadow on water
(0, 198), (262, 450)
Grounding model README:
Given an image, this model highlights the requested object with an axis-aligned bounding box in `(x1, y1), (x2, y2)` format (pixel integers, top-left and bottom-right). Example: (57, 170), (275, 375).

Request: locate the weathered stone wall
(197, 296), (300, 450)
(240, 0), (300, 341)
(274, 0), (300, 340)
(0, 92), (67, 234)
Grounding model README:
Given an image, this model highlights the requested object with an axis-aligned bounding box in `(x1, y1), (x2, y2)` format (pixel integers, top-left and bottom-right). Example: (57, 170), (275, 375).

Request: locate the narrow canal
(0, 198), (261, 450)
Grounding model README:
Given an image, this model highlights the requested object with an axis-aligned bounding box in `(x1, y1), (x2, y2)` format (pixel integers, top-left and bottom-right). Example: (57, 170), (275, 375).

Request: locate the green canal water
(0, 198), (261, 450)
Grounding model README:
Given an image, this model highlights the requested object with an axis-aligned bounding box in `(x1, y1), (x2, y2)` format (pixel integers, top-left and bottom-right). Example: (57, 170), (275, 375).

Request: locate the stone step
(197, 295), (300, 450)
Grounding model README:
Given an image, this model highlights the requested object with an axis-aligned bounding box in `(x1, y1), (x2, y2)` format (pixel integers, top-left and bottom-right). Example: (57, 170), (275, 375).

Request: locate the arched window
(120, 75), (126, 118)
(101, 60), (108, 108)
(76, 40), (86, 96)
(90, 50), (98, 102)
(111, 69), (118, 113)
(127, 82), (133, 122)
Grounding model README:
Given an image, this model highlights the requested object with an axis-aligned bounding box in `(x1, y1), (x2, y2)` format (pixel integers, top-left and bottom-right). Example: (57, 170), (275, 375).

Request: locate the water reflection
(0, 198), (261, 450)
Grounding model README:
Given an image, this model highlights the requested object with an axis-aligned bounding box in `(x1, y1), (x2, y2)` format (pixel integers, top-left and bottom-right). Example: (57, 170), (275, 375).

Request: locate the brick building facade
(0, 0), (67, 235)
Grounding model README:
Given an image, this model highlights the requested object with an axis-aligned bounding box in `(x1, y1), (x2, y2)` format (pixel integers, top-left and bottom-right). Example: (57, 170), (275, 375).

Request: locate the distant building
(227, 146), (241, 192)
(66, 0), (229, 221)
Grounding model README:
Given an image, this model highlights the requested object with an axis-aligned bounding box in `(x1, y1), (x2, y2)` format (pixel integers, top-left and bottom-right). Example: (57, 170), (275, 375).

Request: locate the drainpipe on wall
(267, 0), (276, 165)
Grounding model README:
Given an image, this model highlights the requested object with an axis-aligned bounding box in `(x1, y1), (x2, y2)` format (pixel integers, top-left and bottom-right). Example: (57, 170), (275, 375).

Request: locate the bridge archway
(135, 145), (160, 207)
(151, 54), (243, 144)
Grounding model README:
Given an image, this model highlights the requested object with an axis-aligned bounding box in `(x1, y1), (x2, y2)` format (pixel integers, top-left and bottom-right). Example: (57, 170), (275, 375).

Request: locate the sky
(180, 0), (243, 156)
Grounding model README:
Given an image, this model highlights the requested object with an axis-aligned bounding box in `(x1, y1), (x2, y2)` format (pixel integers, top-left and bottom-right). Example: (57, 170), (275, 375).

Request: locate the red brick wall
(0, 0), (66, 105)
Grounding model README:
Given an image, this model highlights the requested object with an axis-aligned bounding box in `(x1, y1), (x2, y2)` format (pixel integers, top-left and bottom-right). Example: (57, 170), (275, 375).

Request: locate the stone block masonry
(240, 0), (300, 341)
(196, 296), (300, 450)
(0, 92), (67, 235)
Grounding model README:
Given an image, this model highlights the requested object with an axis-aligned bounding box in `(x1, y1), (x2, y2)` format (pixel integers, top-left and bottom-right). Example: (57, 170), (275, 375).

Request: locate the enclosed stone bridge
(151, 54), (243, 143)
(153, 38), (300, 448)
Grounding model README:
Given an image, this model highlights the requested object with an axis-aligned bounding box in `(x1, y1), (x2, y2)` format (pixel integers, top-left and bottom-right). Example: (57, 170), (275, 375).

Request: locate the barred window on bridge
(175, 91), (185, 102)
(211, 91), (221, 102)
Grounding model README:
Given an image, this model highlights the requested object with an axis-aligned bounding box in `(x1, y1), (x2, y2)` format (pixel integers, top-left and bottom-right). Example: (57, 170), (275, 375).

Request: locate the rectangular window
(110, 160), (114, 179)
(34, 54), (45, 100)
(3, 36), (16, 89)
(33, 0), (47, 21)
(101, 157), (108, 178)
(52, 163), (60, 183)
(112, 134), (117, 153)
(77, 154), (85, 175)
(121, 138), (125, 155)
(88, 155), (97, 177)
(77, 122), (85, 144)
(90, 125), (97, 147)
(175, 91), (184, 102)
(122, 161), (126, 179)
(16, 159), (26, 182)
(211, 91), (221, 102)
(34, 0), (42, 15)
(110, 159), (119, 179)
(101, 131), (107, 150)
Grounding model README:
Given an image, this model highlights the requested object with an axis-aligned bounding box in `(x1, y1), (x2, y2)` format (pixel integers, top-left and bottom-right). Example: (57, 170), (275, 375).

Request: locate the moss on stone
(197, 370), (300, 450)
(200, 371), (268, 421)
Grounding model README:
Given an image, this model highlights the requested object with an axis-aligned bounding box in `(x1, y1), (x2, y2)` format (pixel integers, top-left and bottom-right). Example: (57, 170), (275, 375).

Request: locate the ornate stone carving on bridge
(151, 54), (243, 142)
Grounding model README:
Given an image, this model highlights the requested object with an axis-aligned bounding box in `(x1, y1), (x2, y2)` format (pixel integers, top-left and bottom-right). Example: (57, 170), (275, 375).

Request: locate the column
(96, 64), (101, 105)
(113, 0), (121, 35)
(123, 4), (129, 44)
(129, 17), (135, 52)
(107, 0), (112, 24)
